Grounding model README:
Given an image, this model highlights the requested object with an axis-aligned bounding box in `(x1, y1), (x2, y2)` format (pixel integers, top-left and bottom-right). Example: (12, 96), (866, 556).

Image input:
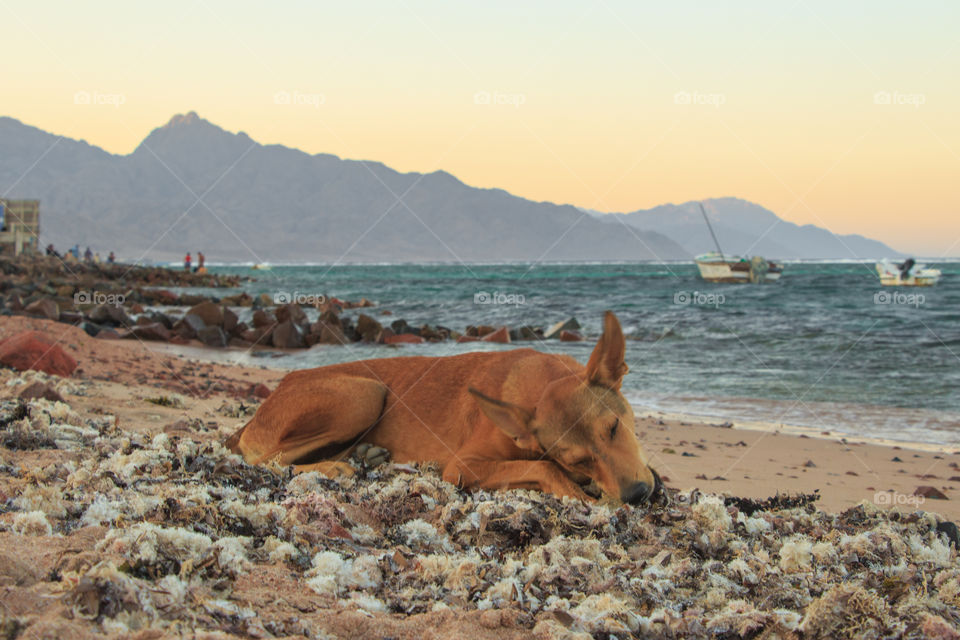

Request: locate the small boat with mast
(694, 202), (783, 283)
(875, 258), (941, 286)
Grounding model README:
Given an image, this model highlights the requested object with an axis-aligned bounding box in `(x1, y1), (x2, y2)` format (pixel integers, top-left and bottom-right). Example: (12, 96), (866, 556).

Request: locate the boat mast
(698, 201), (725, 262)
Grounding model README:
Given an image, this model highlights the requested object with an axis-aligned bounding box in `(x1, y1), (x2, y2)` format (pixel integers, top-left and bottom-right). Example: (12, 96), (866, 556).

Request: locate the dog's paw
(293, 461), (356, 478)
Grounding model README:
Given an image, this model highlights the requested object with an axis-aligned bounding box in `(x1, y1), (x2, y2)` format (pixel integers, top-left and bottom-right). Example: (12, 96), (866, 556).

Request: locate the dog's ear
(586, 311), (629, 389)
(469, 387), (541, 452)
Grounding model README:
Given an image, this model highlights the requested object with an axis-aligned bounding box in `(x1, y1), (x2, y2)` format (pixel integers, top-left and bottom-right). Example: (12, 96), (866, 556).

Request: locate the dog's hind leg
(231, 373), (389, 472)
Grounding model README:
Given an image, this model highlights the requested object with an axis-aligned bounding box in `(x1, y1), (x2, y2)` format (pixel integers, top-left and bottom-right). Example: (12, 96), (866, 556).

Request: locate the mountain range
(0, 112), (900, 263)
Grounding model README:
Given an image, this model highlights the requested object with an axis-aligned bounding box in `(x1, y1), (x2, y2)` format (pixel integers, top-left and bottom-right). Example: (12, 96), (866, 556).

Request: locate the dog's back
(229, 348), (583, 466)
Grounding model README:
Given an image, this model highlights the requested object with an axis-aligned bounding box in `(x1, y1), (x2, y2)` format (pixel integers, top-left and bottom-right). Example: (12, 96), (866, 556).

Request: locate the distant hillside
(0, 113), (687, 263)
(601, 198), (902, 260)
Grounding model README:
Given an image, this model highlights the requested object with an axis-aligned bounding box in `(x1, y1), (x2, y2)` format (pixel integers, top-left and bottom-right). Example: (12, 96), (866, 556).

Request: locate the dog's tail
(223, 422), (249, 453)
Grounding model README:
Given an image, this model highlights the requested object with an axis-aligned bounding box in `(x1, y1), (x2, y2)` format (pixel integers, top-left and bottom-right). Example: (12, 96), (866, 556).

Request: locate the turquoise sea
(184, 261), (960, 446)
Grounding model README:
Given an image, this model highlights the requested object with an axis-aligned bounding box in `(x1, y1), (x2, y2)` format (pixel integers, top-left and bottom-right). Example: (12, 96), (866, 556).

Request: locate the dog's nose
(621, 481), (653, 505)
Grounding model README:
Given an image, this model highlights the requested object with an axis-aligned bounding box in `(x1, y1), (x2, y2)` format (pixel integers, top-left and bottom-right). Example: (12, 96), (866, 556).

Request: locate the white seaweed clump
(305, 550), (383, 597)
(778, 535), (814, 573)
(398, 518), (453, 552)
(81, 494), (122, 527)
(99, 522), (212, 572)
(11, 510), (53, 536)
(212, 536), (252, 576)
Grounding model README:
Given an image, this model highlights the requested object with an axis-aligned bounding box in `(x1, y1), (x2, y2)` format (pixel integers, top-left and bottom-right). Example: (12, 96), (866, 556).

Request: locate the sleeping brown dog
(227, 311), (661, 504)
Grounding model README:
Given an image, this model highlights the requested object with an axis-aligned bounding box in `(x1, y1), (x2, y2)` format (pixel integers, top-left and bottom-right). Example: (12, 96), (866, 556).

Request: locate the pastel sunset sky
(2, 0), (957, 255)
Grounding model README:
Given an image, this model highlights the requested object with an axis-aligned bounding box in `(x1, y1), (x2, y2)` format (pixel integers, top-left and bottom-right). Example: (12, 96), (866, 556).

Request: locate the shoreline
(137, 339), (960, 456)
(641, 408), (960, 455)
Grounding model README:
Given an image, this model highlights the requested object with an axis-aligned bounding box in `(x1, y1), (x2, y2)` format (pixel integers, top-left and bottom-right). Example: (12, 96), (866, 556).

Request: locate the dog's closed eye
(609, 418), (619, 440)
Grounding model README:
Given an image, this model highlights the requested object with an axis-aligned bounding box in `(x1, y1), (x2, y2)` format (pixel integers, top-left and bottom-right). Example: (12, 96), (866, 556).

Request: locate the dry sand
(2, 315), (960, 638)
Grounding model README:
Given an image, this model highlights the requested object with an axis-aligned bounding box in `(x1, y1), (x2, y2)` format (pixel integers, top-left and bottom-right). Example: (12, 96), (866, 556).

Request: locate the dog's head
(470, 311), (659, 504)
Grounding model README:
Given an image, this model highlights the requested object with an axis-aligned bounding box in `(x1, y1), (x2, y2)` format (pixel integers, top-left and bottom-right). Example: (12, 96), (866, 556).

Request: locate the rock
(174, 313), (206, 339)
(248, 383), (271, 399)
(274, 303), (308, 327)
(309, 317), (347, 345)
(123, 323), (172, 342)
(222, 306), (239, 334)
(0, 331), (78, 377)
(420, 325), (448, 341)
(187, 301), (224, 327)
(80, 322), (103, 337)
(179, 293), (207, 306)
(129, 302), (145, 314)
(59, 311), (84, 325)
(456, 335), (480, 343)
(356, 314), (383, 342)
(476, 325), (496, 337)
(240, 328), (266, 344)
(150, 289), (180, 305)
(252, 309), (273, 328)
(271, 320), (304, 349)
(509, 326), (541, 341)
(24, 297), (60, 321)
(391, 319), (418, 335)
(937, 521), (960, 548)
(88, 303), (132, 328)
(95, 328), (121, 340)
(197, 326), (228, 348)
(544, 317), (581, 339)
(18, 381), (65, 402)
(255, 293), (273, 308)
(385, 333), (424, 345)
(558, 330), (583, 342)
(482, 327), (511, 343)
(803, 460), (817, 468)
(56, 284), (75, 298)
(147, 311), (174, 329)
(915, 486), (948, 500)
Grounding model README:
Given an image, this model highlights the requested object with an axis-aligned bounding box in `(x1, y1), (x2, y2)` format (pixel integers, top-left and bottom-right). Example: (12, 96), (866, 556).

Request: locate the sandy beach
(3, 314), (960, 638)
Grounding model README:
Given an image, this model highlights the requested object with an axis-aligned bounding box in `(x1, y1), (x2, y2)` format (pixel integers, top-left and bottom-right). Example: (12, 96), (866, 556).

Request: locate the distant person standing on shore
(184, 252), (192, 271)
(108, 251), (116, 264)
(195, 251), (206, 273)
(84, 247), (93, 262)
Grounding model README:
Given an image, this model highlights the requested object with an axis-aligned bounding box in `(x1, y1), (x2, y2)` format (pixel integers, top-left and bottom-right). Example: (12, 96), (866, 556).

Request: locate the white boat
(695, 252), (783, 283)
(694, 202), (783, 284)
(251, 263), (272, 271)
(876, 259), (941, 286)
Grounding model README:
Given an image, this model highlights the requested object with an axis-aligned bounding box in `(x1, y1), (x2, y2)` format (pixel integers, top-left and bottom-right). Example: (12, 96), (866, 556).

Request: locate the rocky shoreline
(1, 256), (585, 352)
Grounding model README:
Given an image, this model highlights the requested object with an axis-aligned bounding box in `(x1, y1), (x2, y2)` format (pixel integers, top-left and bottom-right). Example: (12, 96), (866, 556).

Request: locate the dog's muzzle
(621, 468), (663, 505)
